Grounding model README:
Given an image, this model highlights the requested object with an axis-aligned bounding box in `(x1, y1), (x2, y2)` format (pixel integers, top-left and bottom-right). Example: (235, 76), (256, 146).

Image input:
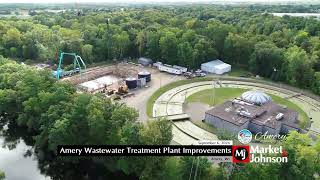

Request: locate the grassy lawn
(226, 66), (252, 77)
(187, 88), (309, 128)
(186, 88), (246, 106)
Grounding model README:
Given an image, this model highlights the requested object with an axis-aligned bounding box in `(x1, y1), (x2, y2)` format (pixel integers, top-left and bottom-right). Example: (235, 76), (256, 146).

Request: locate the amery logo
(232, 146), (250, 163)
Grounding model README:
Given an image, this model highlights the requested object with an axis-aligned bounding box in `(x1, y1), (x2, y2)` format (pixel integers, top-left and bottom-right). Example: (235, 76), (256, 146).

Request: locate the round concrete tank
(138, 71), (151, 82)
(125, 77), (137, 89)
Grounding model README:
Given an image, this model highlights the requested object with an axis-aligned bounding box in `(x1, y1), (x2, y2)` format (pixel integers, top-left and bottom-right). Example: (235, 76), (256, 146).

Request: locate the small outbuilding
(201, 60), (231, 74)
(138, 57), (153, 66)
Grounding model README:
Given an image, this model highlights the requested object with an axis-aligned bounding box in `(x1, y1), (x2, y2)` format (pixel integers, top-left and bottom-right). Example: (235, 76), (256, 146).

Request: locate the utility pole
(106, 18), (111, 60)
(211, 80), (216, 106)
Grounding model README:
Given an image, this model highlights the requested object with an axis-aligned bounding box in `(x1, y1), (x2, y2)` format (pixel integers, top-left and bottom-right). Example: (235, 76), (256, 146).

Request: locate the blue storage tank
(125, 77), (137, 89)
(138, 71), (151, 82)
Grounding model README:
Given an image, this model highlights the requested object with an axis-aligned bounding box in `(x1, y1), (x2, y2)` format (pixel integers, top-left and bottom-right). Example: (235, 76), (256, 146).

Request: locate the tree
(2, 28), (22, 48)
(0, 170), (5, 180)
(140, 118), (172, 145)
(112, 31), (130, 59)
(294, 31), (310, 51)
(249, 41), (284, 80)
(145, 31), (161, 60)
(159, 31), (178, 64)
(180, 157), (212, 180)
(223, 33), (254, 66)
(284, 46), (315, 88)
(205, 21), (235, 56)
(280, 131), (320, 180)
(177, 42), (194, 69)
(81, 44), (93, 64)
(136, 31), (146, 57)
(232, 131), (320, 180)
(193, 38), (218, 68)
(312, 72), (320, 94)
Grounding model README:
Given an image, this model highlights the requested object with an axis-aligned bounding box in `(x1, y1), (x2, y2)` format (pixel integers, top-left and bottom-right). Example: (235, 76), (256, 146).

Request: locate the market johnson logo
(250, 145), (288, 163)
(232, 145), (288, 163)
(232, 146), (250, 163)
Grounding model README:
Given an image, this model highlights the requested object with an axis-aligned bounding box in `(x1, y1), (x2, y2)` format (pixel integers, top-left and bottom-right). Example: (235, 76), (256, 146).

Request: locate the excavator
(116, 84), (129, 95)
(53, 51), (86, 80)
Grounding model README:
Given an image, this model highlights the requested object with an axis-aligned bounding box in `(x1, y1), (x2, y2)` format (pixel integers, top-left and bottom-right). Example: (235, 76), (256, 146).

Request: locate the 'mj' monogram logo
(232, 146), (250, 163)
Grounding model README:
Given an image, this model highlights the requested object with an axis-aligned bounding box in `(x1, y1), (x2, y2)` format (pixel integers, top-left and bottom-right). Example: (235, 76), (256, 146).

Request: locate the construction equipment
(54, 52), (86, 80)
(184, 72), (195, 79)
(117, 84), (129, 95)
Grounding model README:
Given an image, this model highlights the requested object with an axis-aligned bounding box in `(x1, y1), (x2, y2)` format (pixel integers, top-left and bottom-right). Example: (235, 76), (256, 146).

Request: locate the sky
(0, 0), (316, 4)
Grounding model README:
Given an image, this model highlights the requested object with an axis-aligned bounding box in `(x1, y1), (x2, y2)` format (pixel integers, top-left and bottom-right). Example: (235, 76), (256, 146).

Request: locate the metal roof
(201, 59), (226, 67)
(241, 91), (272, 105)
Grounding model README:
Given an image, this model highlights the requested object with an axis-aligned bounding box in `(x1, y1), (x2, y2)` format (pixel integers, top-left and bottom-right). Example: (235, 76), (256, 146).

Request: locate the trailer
(173, 65), (187, 73)
(158, 64), (183, 75)
(153, 61), (163, 68)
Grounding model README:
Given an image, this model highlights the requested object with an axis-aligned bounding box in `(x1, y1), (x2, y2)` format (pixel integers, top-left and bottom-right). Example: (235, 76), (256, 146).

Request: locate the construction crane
(54, 52), (86, 80)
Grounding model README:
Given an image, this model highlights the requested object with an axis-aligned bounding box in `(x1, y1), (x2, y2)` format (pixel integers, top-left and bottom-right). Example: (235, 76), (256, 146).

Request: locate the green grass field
(226, 66), (252, 77)
(187, 88), (246, 106)
(187, 88), (309, 128)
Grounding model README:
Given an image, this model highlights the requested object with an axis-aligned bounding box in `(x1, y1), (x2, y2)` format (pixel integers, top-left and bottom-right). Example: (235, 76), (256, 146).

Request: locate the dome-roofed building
(241, 91), (272, 105)
(204, 90), (300, 135)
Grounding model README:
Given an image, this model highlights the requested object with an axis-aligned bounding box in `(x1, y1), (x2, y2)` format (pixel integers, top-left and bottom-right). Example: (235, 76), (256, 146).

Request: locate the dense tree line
(0, 56), (229, 179)
(232, 131), (320, 180)
(0, 4), (319, 177)
(0, 57), (176, 179)
(0, 5), (319, 94)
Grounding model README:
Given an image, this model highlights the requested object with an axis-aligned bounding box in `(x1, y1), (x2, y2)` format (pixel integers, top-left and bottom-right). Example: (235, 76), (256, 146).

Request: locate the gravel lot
(121, 68), (184, 122)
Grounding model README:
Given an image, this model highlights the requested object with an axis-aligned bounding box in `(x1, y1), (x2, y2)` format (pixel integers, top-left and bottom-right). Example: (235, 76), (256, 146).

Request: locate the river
(271, 13), (320, 19)
(0, 119), (137, 180)
(0, 137), (50, 180)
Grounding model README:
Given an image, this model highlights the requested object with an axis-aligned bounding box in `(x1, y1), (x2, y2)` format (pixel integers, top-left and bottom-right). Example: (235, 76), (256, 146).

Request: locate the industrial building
(204, 91), (300, 135)
(201, 60), (231, 74)
(138, 57), (153, 66)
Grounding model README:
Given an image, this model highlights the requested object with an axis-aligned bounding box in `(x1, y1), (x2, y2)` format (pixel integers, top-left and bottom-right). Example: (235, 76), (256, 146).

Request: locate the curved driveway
(153, 80), (320, 145)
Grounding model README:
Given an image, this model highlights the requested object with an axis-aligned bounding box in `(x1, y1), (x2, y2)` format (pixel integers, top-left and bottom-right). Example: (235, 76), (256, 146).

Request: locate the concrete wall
(205, 113), (300, 135)
(263, 126), (280, 135)
(248, 122), (263, 134)
(281, 124), (299, 134)
(204, 114), (248, 134)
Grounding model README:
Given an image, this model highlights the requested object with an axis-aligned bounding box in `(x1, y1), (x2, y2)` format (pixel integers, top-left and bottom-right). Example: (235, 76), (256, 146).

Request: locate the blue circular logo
(238, 129), (252, 144)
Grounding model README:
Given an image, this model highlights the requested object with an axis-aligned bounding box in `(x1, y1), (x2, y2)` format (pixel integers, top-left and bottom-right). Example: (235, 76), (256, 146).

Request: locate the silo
(125, 77), (137, 89)
(138, 71), (151, 82)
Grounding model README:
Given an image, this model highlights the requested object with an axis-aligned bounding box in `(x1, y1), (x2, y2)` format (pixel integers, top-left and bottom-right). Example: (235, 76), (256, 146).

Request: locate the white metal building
(201, 60), (231, 74)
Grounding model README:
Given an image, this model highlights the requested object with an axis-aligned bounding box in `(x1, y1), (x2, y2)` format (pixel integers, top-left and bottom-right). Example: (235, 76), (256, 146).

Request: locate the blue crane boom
(54, 52), (86, 80)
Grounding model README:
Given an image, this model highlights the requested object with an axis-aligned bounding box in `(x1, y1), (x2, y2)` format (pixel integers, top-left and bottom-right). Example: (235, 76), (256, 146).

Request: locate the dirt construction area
(120, 70), (184, 122)
(67, 62), (184, 122)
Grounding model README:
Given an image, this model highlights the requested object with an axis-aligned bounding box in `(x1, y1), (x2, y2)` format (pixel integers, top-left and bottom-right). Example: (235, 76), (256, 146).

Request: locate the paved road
(122, 70), (183, 122)
(153, 80), (320, 145)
